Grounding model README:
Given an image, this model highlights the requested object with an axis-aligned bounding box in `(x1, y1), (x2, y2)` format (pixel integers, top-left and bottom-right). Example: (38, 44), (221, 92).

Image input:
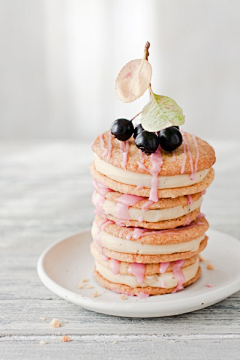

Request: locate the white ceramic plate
(37, 229), (240, 318)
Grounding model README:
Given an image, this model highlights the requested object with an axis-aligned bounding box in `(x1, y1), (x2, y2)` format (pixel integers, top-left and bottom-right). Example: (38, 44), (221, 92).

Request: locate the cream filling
(95, 258), (199, 288)
(91, 223), (205, 255)
(93, 192), (203, 222)
(94, 154), (209, 189)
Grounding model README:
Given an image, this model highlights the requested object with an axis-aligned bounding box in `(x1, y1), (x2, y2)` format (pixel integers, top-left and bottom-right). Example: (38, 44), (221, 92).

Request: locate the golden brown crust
(92, 131), (216, 175)
(94, 214), (209, 245)
(104, 191), (202, 210)
(94, 266), (201, 295)
(106, 208), (200, 230)
(90, 164), (214, 198)
(100, 236), (208, 264)
(91, 244), (198, 276)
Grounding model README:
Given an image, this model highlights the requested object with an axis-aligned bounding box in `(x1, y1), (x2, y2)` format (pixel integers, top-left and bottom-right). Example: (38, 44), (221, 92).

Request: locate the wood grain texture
(0, 140), (239, 359)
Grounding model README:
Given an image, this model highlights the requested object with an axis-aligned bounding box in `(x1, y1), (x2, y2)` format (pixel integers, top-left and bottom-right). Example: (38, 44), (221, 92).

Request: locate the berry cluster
(110, 118), (182, 154)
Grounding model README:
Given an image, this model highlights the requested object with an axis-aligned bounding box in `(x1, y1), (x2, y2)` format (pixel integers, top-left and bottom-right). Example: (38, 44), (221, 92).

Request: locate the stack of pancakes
(90, 130), (215, 297)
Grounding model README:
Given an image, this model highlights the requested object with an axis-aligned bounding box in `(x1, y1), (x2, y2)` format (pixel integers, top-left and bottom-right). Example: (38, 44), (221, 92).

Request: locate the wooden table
(0, 140), (239, 359)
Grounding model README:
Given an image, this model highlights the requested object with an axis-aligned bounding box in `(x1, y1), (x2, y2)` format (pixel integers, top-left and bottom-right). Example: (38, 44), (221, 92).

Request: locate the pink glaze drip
(102, 254), (109, 262)
(172, 259), (185, 293)
(180, 133), (187, 174)
(109, 258), (120, 275)
(202, 189), (206, 195)
(206, 284), (214, 288)
(137, 292), (149, 299)
(184, 216), (192, 226)
(197, 213), (205, 219)
(160, 279), (166, 288)
(119, 228), (125, 238)
(182, 132), (194, 180)
(172, 151), (176, 162)
(92, 178), (113, 216)
(120, 140), (129, 169)
(96, 219), (114, 252)
(187, 195), (193, 205)
(128, 263), (145, 283)
(149, 147), (163, 202)
(192, 135), (199, 173)
(106, 132), (113, 161)
(99, 134), (108, 157)
(116, 194), (145, 220)
(141, 200), (154, 212)
(159, 262), (170, 274)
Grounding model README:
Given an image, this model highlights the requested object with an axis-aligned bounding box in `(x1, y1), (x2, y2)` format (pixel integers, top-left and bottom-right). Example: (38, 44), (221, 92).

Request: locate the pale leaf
(141, 89), (185, 132)
(115, 59), (152, 103)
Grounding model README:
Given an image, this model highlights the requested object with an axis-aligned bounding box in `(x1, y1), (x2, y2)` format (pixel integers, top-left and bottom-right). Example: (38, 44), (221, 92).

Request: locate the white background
(0, 0), (239, 141)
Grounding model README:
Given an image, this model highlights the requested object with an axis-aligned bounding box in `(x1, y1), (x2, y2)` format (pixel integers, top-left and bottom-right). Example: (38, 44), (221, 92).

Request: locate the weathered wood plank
(0, 336), (240, 360)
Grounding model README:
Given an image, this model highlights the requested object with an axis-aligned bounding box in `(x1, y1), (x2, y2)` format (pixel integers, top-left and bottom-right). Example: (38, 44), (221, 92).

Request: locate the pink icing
(192, 135), (199, 173)
(137, 292), (149, 299)
(160, 279), (166, 288)
(116, 194), (145, 220)
(149, 147), (163, 202)
(172, 259), (185, 293)
(128, 263), (145, 284)
(141, 200), (154, 212)
(120, 140), (129, 169)
(187, 195), (193, 205)
(92, 178), (112, 216)
(197, 213), (205, 219)
(106, 132), (113, 161)
(182, 132), (194, 180)
(96, 219), (114, 252)
(99, 134), (108, 157)
(159, 262), (170, 274)
(102, 254), (109, 262)
(172, 151), (176, 162)
(181, 134), (187, 174)
(136, 183), (143, 190)
(202, 190), (206, 195)
(109, 258), (120, 275)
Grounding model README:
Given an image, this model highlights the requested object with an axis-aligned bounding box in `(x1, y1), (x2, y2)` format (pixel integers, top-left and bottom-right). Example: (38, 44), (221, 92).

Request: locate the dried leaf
(115, 59), (152, 103)
(141, 88), (185, 132)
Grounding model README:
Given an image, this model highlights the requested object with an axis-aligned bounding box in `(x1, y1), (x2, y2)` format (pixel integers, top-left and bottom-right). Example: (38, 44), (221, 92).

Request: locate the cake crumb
(76, 284), (83, 289)
(81, 278), (89, 283)
(64, 320), (67, 323)
(39, 315), (46, 321)
(199, 255), (204, 262)
(120, 294), (127, 300)
(207, 263), (214, 270)
(39, 340), (46, 345)
(92, 291), (98, 297)
(85, 285), (93, 289)
(60, 336), (71, 342)
(50, 318), (62, 328)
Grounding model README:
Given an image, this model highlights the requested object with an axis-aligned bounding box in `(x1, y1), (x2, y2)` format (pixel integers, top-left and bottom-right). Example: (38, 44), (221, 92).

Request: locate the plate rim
(37, 228), (240, 317)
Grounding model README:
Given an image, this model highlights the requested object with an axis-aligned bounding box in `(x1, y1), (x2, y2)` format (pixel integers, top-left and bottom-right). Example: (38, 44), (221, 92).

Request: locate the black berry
(135, 131), (159, 154)
(158, 127), (182, 151)
(133, 124), (144, 139)
(110, 118), (134, 141)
